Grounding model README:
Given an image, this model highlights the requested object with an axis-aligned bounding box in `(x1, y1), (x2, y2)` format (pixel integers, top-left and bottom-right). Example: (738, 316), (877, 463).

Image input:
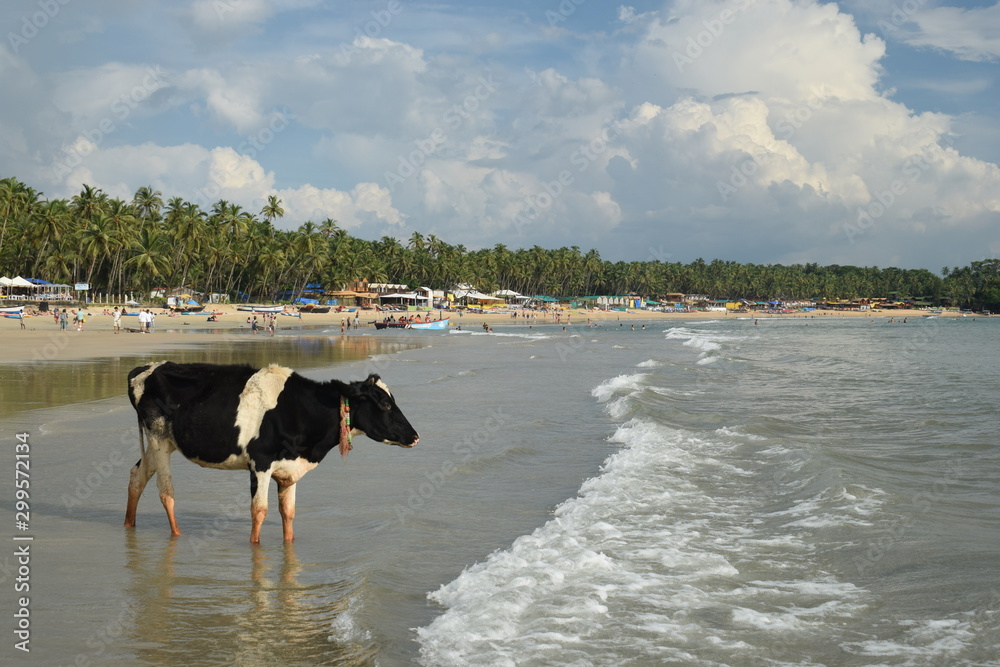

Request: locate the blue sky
(1, 0), (998, 271)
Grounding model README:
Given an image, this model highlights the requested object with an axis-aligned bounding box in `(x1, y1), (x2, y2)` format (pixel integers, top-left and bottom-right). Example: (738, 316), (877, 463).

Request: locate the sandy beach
(0, 304), (953, 365)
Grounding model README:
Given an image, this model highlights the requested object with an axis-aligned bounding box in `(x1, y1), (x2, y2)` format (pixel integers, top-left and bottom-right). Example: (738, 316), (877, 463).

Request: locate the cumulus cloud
(595, 0), (1000, 265)
(177, 66), (266, 133)
(47, 140), (403, 231)
(633, 0), (886, 102)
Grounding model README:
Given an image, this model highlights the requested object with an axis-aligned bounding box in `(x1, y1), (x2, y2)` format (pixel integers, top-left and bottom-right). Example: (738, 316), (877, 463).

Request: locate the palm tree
(318, 218), (339, 239)
(70, 184), (108, 226)
(254, 239), (287, 301)
(132, 186), (163, 225)
(105, 198), (139, 295)
(171, 202), (207, 290)
(0, 179), (43, 260)
(42, 243), (77, 284)
(125, 227), (171, 291)
(261, 195), (285, 228)
(0, 178), (24, 253)
(27, 198), (71, 276)
(78, 213), (115, 286)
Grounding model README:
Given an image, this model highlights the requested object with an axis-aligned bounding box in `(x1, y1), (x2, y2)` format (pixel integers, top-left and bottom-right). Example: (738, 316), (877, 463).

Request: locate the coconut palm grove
(1, 177), (998, 311)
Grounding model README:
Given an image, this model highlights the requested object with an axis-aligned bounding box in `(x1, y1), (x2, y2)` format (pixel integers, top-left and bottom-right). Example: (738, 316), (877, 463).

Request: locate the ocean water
(415, 316), (1000, 666)
(2, 317), (998, 666)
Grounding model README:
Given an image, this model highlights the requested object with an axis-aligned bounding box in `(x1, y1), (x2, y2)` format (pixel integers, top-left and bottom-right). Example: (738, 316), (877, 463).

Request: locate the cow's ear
(366, 374), (381, 386)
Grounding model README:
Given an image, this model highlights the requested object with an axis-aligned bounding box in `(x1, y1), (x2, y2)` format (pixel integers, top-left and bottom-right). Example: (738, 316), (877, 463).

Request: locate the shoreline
(0, 304), (975, 365)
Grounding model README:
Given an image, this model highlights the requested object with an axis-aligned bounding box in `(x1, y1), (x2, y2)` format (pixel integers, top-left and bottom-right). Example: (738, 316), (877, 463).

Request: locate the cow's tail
(134, 415), (146, 469)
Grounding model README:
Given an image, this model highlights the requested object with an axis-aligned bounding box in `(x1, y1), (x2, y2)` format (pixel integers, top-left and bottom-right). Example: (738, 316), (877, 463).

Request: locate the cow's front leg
(249, 470), (272, 544)
(277, 481), (297, 542)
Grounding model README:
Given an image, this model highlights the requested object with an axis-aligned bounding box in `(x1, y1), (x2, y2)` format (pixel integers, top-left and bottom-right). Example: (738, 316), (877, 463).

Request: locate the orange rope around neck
(339, 396), (353, 458)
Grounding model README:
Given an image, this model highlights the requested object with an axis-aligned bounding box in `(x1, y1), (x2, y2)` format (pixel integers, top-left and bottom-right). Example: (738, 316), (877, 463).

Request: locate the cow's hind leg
(277, 481), (297, 542)
(124, 455), (155, 528)
(125, 425), (157, 528)
(249, 470), (272, 544)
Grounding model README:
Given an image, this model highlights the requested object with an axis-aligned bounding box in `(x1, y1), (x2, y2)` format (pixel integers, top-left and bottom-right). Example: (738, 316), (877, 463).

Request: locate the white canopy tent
(1, 276), (40, 299)
(452, 286), (503, 302)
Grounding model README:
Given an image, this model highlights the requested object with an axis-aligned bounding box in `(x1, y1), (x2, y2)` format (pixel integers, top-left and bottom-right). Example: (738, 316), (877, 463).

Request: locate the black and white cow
(124, 361), (418, 543)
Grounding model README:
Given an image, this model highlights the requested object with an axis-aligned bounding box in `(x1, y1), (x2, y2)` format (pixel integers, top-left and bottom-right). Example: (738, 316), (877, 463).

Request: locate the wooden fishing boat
(237, 305), (284, 314)
(409, 317), (450, 330)
(372, 317), (450, 330)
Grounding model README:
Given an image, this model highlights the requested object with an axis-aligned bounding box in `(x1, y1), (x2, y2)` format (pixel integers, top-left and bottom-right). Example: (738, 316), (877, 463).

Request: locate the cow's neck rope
(339, 397), (353, 458)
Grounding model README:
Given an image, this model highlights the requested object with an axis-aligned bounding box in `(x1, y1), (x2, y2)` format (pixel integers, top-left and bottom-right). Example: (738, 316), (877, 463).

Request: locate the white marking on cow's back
(235, 365), (293, 449)
(130, 360), (167, 404)
(375, 378), (392, 397)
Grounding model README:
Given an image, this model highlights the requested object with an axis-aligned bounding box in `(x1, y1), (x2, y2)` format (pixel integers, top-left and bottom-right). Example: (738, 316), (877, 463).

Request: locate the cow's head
(346, 374), (419, 447)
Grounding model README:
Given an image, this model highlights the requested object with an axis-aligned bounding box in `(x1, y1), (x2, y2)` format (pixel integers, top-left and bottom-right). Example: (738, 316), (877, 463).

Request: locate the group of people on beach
(47, 305), (157, 334)
(248, 314), (276, 335)
(340, 314), (362, 333)
(51, 307), (87, 332)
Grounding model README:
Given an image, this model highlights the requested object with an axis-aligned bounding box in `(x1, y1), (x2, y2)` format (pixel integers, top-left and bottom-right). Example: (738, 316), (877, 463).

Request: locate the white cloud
(588, 0), (1000, 265)
(632, 0), (886, 102)
(177, 66), (265, 133)
(902, 2), (1000, 61)
(51, 62), (169, 131)
(276, 181), (403, 229)
(47, 141), (403, 231)
(1, 0), (998, 270)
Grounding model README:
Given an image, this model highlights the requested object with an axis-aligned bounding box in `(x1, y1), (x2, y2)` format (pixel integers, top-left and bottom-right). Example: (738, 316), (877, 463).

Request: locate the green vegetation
(1, 177), (997, 310)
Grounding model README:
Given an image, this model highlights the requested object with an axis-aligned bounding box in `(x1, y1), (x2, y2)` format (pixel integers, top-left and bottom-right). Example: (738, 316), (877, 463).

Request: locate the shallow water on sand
(1, 328), (620, 665)
(0, 335), (419, 417)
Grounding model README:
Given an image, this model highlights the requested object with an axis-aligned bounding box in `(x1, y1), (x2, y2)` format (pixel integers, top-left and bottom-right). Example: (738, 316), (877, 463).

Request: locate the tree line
(1, 177), (998, 310)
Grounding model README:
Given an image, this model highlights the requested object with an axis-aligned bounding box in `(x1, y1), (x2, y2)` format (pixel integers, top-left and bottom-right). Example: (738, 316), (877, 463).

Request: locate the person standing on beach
(74, 308), (85, 332)
(59, 309), (68, 331)
(113, 306), (121, 334)
(148, 310), (155, 333)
